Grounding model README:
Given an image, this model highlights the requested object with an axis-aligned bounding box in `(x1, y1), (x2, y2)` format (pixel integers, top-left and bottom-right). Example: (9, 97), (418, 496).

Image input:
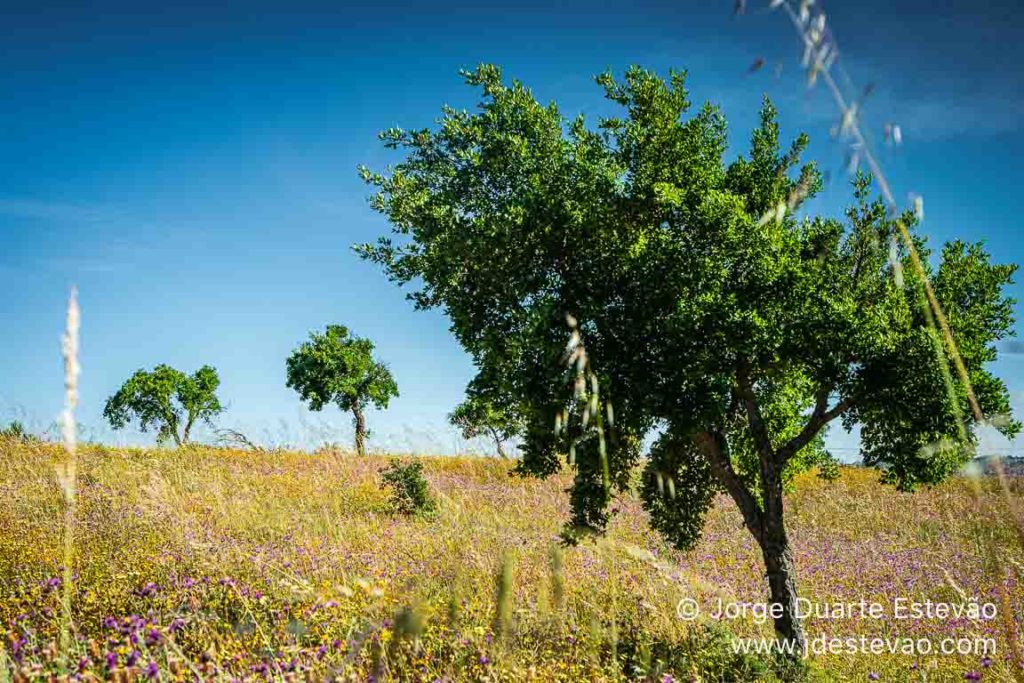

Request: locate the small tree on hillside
(448, 394), (522, 458)
(0, 420), (35, 441)
(357, 65), (1019, 649)
(103, 364), (223, 446)
(285, 325), (398, 456)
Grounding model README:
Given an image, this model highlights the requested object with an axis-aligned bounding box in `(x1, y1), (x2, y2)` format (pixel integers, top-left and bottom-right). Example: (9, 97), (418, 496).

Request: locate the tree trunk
(759, 523), (805, 653)
(759, 458), (806, 653)
(165, 413), (182, 447)
(489, 428), (507, 459)
(698, 430), (805, 653)
(352, 406), (367, 457)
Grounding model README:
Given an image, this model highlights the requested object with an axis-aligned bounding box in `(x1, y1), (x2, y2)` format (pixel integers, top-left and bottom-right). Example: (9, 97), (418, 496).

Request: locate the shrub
(816, 456), (841, 482)
(379, 460), (436, 515)
(0, 420), (34, 442)
(616, 620), (800, 682)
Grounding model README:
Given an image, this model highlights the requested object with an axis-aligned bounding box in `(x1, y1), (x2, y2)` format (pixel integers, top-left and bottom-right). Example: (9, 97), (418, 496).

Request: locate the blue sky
(2, 0), (1022, 457)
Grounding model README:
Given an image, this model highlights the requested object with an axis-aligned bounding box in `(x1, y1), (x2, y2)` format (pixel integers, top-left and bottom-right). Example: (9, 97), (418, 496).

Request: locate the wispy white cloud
(998, 340), (1024, 356)
(34, 258), (125, 274)
(0, 197), (120, 224)
(858, 86), (1024, 142)
(0, 197), (168, 276)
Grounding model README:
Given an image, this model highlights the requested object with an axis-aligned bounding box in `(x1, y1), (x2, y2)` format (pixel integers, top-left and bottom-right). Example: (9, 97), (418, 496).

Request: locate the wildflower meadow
(1, 439), (1020, 681)
(3, 0), (1023, 681)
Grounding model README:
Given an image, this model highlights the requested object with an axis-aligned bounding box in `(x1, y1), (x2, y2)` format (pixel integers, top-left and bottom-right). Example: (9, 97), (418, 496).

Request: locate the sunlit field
(1, 439), (1020, 682)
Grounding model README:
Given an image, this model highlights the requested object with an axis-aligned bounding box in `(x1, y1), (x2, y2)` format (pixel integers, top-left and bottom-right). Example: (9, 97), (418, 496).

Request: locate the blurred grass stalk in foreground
(56, 288), (80, 671)
(766, 2), (1024, 674)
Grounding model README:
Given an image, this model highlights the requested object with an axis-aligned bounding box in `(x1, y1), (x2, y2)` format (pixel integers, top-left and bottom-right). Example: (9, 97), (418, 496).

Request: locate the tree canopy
(285, 324), (398, 456)
(357, 64), (1018, 645)
(448, 390), (523, 458)
(103, 364), (223, 446)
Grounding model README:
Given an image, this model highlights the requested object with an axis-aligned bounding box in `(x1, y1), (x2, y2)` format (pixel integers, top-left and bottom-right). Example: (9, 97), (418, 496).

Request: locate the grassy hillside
(0, 439), (1021, 681)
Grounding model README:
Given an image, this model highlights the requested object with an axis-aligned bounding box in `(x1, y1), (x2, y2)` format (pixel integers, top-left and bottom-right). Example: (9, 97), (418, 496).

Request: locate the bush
(379, 460), (436, 515)
(616, 620), (804, 682)
(0, 421), (34, 442)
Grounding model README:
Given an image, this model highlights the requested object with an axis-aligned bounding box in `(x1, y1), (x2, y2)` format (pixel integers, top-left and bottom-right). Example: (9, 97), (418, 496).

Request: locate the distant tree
(448, 394), (522, 458)
(103, 365), (223, 446)
(285, 325), (398, 457)
(357, 65), (1019, 650)
(213, 427), (264, 452)
(0, 420), (33, 441)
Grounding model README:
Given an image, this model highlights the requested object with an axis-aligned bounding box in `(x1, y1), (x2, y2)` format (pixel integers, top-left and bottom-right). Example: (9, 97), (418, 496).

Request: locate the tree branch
(735, 369), (775, 465)
(696, 430), (763, 543)
(777, 391), (853, 465)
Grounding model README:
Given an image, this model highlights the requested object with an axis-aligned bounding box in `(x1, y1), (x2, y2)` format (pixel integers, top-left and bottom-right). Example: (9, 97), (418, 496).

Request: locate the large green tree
(357, 65), (1019, 648)
(286, 325), (398, 456)
(103, 364), (223, 446)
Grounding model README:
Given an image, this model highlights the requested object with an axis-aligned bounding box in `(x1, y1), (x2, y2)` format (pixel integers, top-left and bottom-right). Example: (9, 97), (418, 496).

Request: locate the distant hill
(970, 455), (1024, 477)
